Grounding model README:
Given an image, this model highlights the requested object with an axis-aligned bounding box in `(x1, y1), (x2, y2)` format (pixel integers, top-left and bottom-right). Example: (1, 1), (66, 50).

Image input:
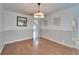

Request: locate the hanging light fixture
(34, 3), (44, 18)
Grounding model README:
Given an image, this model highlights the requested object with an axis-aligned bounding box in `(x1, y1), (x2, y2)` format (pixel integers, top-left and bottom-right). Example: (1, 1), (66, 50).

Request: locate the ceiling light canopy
(34, 3), (44, 18)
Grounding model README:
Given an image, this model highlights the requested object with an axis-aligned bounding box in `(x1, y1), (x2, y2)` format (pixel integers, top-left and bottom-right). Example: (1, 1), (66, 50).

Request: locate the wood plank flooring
(1, 37), (79, 55)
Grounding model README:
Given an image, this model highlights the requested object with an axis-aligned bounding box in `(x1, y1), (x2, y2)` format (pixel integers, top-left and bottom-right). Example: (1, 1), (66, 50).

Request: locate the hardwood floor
(1, 37), (79, 55)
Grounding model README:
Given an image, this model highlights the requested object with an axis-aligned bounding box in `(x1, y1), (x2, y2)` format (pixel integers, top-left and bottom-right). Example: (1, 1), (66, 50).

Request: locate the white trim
(5, 36), (73, 48)
(0, 44), (5, 54)
(41, 28), (72, 31)
(41, 36), (73, 48)
(5, 37), (32, 44)
(74, 40), (79, 49)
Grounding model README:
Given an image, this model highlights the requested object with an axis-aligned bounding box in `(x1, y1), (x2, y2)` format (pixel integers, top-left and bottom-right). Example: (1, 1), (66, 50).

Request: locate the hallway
(0, 3), (79, 55)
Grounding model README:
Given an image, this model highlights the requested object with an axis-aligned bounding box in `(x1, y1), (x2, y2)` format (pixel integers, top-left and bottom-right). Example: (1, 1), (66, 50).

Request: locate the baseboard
(0, 44), (5, 54)
(4, 36), (74, 48)
(41, 36), (73, 48)
(5, 37), (33, 44)
(74, 40), (79, 49)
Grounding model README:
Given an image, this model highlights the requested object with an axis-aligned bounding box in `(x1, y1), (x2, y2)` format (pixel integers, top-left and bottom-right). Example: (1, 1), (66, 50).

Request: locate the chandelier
(34, 3), (44, 18)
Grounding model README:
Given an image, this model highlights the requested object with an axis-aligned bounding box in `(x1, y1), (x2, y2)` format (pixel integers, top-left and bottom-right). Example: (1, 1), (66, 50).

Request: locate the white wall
(4, 11), (34, 44)
(2, 4), (79, 49)
(0, 4), (4, 53)
(41, 5), (79, 47)
(78, 16), (79, 40)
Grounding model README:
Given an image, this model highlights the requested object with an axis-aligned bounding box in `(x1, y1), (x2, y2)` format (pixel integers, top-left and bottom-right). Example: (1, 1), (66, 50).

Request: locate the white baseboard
(5, 36), (73, 48)
(74, 40), (79, 49)
(0, 44), (5, 54)
(41, 36), (73, 48)
(5, 37), (32, 44)
(4, 36), (77, 49)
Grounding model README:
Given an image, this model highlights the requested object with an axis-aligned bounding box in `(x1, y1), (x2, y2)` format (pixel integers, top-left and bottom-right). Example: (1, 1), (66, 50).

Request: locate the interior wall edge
(41, 36), (73, 48)
(5, 36), (73, 49)
(0, 44), (5, 54)
(4, 37), (33, 45)
(45, 5), (79, 17)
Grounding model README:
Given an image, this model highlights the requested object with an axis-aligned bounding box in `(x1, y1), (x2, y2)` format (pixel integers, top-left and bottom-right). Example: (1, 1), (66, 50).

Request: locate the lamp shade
(34, 12), (44, 18)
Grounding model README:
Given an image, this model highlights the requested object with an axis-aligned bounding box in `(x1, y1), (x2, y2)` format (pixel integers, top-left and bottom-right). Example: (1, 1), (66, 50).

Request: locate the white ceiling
(3, 3), (79, 16)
